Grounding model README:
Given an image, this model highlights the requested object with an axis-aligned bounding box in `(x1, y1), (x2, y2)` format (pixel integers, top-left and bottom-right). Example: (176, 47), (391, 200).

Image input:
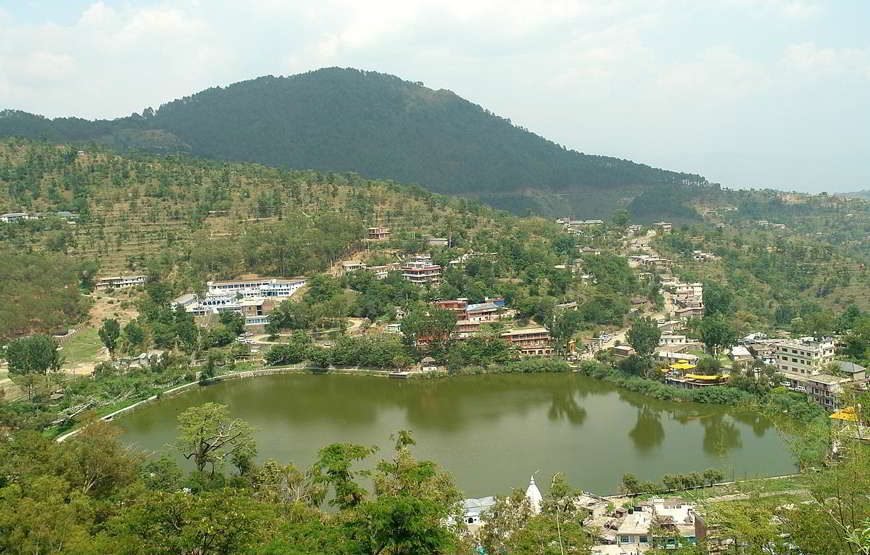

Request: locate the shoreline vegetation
(55, 355), (825, 451)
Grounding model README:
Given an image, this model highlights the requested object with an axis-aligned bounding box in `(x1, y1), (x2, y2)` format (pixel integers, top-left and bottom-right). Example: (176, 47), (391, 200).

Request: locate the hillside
(0, 68), (708, 220)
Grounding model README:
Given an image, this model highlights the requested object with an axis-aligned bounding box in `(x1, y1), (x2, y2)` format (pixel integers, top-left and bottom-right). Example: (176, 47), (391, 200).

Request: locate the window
(640, 536), (648, 544)
(619, 535), (631, 544)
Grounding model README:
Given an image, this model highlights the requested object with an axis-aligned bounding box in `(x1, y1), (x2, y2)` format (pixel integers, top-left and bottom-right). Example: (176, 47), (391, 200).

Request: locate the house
(0, 212), (30, 223)
(835, 361), (866, 381)
(433, 299), (468, 316)
(465, 302), (503, 322)
(367, 226), (391, 241)
(654, 221), (672, 233)
(368, 263), (401, 280)
(773, 337), (835, 375)
(400, 255), (442, 285)
(340, 261), (367, 274)
(460, 496), (496, 530)
(95, 275), (147, 290)
(420, 357), (439, 372)
(612, 345), (636, 358)
(729, 345), (754, 363)
(616, 510), (653, 551)
(659, 334), (688, 346)
(500, 328), (553, 357)
(426, 237), (449, 247)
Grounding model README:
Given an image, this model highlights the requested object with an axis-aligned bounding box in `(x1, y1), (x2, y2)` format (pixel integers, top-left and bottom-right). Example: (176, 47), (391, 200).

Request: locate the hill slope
(0, 68), (708, 220)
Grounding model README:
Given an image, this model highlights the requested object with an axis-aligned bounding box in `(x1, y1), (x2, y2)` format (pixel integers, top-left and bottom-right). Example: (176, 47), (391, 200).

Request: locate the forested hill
(0, 68), (708, 219)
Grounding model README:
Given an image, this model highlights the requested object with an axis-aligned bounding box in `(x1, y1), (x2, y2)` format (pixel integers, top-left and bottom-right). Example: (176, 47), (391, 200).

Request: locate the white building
(206, 278), (305, 299)
(95, 275), (147, 290)
(773, 337), (835, 375)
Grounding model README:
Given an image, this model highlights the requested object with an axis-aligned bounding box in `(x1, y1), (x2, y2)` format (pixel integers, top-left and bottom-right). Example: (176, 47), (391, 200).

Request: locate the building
(465, 301), (503, 322)
(95, 275), (147, 290)
(654, 221), (673, 233)
(206, 278), (305, 299)
(501, 328), (553, 357)
(659, 334), (688, 346)
(525, 476), (543, 514)
(340, 261), (367, 274)
(729, 345), (754, 363)
(0, 212), (30, 223)
(433, 299), (468, 316)
(616, 510), (653, 551)
(612, 345), (636, 358)
(401, 255), (442, 285)
(835, 361), (866, 381)
(367, 263), (401, 280)
(656, 351), (699, 364)
(367, 226), (391, 241)
(173, 293), (276, 330)
(773, 337), (835, 375)
(460, 496), (496, 530)
(426, 237), (449, 247)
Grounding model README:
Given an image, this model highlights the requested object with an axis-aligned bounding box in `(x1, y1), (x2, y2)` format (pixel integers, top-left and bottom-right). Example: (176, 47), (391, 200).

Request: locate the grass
(59, 327), (104, 366)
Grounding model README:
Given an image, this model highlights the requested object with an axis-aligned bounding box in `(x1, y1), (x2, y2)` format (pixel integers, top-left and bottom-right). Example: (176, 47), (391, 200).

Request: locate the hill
(0, 68), (708, 221)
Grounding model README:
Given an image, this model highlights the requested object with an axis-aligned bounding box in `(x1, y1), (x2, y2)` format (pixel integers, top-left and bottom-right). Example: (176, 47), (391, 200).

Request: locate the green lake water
(118, 373), (795, 497)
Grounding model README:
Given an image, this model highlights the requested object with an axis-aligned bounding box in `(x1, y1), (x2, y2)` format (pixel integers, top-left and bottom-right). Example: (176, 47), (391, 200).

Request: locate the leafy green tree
(312, 443), (376, 510)
(98, 318), (121, 358)
(122, 320), (146, 352)
(265, 331), (312, 366)
(5, 335), (62, 398)
(627, 317), (661, 358)
(698, 315), (737, 357)
(703, 280), (734, 317)
(175, 403), (257, 476)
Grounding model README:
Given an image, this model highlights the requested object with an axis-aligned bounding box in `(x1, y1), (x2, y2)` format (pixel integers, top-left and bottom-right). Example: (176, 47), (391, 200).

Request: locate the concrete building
(401, 255), (442, 285)
(206, 278), (305, 299)
(366, 226), (391, 241)
(95, 275), (147, 290)
(0, 212), (31, 223)
(773, 338), (835, 375)
(501, 328), (553, 357)
(659, 334), (688, 346)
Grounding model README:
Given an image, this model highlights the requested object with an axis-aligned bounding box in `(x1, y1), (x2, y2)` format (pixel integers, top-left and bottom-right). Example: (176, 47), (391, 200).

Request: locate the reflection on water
(119, 373), (795, 496)
(548, 390), (587, 425)
(629, 405), (665, 452)
(701, 414), (743, 456)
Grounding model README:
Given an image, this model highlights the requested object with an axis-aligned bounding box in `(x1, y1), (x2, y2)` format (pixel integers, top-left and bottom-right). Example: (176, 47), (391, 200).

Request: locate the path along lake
(119, 373), (795, 497)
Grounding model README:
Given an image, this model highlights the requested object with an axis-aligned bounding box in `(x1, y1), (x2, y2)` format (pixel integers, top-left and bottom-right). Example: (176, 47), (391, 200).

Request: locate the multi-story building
(95, 275), (147, 290)
(773, 337), (835, 375)
(401, 255), (442, 285)
(433, 299), (468, 316)
(367, 226), (391, 241)
(206, 278), (305, 299)
(500, 327), (553, 357)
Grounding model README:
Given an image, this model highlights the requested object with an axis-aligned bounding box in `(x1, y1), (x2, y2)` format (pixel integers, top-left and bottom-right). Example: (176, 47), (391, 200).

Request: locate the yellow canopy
(670, 360), (696, 371)
(830, 407), (859, 422)
(685, 373), (724, 381)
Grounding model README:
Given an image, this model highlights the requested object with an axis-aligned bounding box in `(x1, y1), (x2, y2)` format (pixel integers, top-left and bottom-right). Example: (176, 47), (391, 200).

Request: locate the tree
(312, 443), (376, 510)
(703, 281), (734, 317)
(550, 310), (585, 353)
(611, 209), (630, 227)
(265, 331), (312, 366)
(400, 306), (456, 353)
(5, 335), (62, 399)
(122, 321), (145, 352)
(98, 319), (121, 358)
(175, 403), (257, 476)
(698, 315), (737, 357)
(627, 317), (661, 358)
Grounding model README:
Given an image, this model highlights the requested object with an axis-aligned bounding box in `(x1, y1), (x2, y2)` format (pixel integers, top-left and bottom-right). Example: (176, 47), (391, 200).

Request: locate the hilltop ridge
(0, 68), (708, 220)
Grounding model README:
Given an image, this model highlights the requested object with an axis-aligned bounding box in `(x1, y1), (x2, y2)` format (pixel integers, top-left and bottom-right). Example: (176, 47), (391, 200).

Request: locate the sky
(1, 1), (869, 193)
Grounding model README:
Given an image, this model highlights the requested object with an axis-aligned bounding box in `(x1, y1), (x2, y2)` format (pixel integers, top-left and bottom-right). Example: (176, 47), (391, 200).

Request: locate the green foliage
(698, 315), (737, 356)
(98, 318), (121, 356)
(0, 69), (707, 219)
(0, 251), (89, 341)
(627, 317), (661, 358)
(175, 402), (257, 475)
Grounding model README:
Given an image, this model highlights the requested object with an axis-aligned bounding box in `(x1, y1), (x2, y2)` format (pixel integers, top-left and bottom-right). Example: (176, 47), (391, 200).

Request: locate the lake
(118, 373), (795, 497)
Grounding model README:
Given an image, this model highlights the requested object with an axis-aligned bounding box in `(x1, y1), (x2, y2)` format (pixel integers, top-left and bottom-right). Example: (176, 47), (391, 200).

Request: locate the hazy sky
(1, 1), (869, 193)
